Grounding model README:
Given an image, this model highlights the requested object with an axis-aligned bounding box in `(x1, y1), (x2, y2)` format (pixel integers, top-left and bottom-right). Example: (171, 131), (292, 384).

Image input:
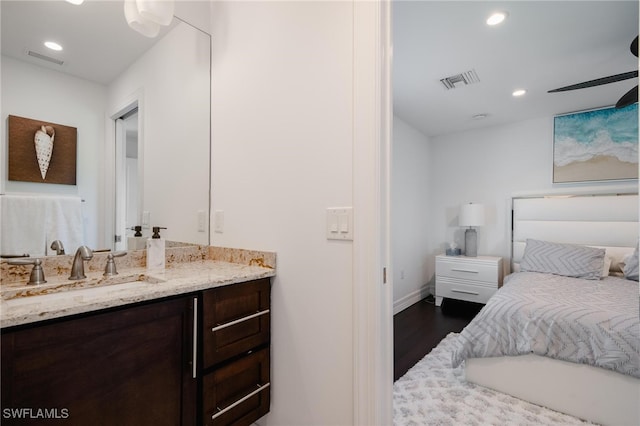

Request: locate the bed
(453, 193), (640, 426)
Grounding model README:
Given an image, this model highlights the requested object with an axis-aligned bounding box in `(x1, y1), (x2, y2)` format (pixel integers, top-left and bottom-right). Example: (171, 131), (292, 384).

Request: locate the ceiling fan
(548, 35), (638, 109)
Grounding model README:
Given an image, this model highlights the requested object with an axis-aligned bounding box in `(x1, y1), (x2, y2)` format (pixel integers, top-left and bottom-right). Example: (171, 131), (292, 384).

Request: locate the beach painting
(553, 104), (638, 183)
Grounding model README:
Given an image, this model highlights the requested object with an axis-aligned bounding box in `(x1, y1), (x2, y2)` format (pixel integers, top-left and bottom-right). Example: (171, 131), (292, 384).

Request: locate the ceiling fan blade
(631, 35), (638, 57)
(615, 85), (638, 108)
(548, 71), (638, 93)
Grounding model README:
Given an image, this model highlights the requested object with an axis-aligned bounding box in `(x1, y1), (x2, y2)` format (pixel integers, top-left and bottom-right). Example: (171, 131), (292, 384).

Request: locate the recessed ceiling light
(44, 41), (63, 51)
(512, 89), (527, 97)
(65, 0), (84, 5)
(472, 113), (489, 120)
(486, 12), (508, 26)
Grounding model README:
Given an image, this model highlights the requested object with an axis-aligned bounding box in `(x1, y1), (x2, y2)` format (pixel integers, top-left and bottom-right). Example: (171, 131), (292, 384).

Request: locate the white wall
(1, 55), (105, 251)
(392, 116), (432, 313)
(107, 22), (210, 245)
(428, 116), (637, 275)
(210, 1), (356, 424)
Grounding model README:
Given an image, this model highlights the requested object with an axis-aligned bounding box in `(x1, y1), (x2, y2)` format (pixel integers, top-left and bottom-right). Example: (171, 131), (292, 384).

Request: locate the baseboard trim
(393, 286), (430, 315)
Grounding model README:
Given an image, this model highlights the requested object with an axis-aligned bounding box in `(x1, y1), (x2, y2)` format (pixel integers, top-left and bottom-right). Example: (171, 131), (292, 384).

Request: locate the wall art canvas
(8, 115), (77, 185)
(553, 104), (638, 183)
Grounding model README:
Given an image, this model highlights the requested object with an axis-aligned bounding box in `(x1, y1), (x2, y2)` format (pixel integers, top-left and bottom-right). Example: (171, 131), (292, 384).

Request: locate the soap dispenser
(128, 226), (146, 251)
(147, 226), (167, 271)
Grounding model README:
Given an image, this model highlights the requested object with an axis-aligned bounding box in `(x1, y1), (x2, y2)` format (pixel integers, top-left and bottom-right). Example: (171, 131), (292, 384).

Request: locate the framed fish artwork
(7, 115), (77, 185)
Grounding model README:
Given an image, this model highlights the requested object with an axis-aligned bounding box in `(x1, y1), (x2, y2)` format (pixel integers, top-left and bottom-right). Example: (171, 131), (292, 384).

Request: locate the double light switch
(326, 207), (353, 241)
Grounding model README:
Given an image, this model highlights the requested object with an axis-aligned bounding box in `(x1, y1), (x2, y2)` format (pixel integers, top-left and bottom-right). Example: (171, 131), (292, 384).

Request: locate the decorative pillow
(520, 239), (606, 280)
(601, 256), (612, 278)
(622, 244), (639, 282)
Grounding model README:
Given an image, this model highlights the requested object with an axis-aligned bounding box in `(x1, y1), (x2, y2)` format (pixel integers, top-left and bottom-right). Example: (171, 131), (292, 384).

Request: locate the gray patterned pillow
(520, 239), (606, 280)
(623, 244), (639, 282)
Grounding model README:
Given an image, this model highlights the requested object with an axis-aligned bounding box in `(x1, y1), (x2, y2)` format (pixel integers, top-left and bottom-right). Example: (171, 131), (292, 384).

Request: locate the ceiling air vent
(440, 69), (480, 90)
(27, 50), (64, 66)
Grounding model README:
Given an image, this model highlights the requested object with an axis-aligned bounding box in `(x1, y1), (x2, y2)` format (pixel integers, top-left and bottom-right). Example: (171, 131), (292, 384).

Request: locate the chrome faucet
(50, 240), (65, 255)
(69, 246), (93, 280)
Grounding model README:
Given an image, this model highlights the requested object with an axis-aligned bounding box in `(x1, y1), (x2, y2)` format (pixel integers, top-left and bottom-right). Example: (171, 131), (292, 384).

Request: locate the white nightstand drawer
(435, 257), (500, 283)
(436, 277), (497, 304)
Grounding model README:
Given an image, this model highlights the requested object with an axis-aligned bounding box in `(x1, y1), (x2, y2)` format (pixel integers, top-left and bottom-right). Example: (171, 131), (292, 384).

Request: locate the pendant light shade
(136, 0), (175, 26)
(124, 0), (160, 38)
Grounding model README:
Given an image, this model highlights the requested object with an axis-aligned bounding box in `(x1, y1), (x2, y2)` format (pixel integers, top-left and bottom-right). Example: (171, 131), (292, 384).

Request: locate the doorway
(114, 107), (140, 251)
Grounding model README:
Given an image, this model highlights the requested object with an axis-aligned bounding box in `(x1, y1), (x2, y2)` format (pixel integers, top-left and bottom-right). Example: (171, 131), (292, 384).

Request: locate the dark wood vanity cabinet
(1, 295), (197, 426)
(200, 278), (271, 425)
(0, 278), (271, 426)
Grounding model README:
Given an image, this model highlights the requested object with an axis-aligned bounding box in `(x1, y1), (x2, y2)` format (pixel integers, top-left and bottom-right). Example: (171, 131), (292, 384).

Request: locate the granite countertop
(1, 246), (276, 328)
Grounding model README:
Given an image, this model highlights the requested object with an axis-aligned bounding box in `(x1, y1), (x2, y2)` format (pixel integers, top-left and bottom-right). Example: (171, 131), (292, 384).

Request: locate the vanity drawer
(435, 257), (500, 283)
(202, 348), (270, 426)
(203, 279), (270, 368)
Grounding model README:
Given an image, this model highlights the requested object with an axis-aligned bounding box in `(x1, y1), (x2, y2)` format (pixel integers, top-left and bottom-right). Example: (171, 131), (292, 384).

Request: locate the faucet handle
(103, 251), (127, 277)
(7, 258), (46, 285)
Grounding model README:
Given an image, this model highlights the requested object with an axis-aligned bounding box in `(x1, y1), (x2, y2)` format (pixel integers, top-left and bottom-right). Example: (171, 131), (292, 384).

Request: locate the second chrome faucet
(68, 246), (93, 280)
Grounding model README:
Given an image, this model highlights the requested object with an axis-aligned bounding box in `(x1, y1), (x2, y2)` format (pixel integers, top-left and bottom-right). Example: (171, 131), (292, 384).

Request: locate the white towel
(45, 196), (84, 255)
(0, 194), (48, 257)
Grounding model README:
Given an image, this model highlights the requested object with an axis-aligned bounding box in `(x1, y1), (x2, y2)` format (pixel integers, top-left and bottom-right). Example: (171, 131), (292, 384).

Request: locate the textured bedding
(452, 272), (640, 378)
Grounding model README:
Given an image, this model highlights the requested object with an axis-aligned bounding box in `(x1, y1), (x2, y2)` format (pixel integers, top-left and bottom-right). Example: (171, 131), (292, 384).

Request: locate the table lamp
(459, 203), (485, 257)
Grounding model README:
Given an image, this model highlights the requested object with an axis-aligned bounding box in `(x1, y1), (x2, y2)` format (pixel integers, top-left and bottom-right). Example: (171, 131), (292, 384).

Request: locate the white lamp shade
(137, 0), (175, 26)
(459, 203), (485, 227)
(124, 0), (160, 38)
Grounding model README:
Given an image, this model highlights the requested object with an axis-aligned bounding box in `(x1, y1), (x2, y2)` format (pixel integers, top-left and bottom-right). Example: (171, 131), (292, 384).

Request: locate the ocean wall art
(553, 104), (638, 183)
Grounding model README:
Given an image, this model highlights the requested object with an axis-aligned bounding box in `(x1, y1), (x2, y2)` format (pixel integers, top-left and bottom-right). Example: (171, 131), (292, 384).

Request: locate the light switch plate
(142, 211), (150, 229)
(197, 210), (206, 232)
(326, 207), (353, 240)
(214, 210), (224, 233)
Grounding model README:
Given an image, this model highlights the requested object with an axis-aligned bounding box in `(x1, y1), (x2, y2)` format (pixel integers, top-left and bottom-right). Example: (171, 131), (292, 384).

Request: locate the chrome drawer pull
(451, 268), (479, 273)
(211, 382), (271, 420)
(211, 309), (270, 333)
(451, 289), (479, 296)
(192, 297), (198, 379)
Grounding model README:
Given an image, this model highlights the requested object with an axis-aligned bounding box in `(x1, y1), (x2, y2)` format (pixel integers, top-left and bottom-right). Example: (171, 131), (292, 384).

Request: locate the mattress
(452, 271), (640, 378)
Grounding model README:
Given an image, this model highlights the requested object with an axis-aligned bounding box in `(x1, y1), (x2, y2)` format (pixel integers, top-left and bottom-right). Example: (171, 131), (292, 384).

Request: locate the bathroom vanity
(0, 246), (274, 426)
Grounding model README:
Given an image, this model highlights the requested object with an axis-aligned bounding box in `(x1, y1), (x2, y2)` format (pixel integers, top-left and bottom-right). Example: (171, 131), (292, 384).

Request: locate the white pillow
(622, 245), (639, 282)
(601, 256), (612, 278)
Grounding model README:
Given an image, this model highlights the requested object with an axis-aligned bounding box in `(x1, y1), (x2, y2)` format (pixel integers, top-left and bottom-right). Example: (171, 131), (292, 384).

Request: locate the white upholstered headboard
(511, 193), (638, 272)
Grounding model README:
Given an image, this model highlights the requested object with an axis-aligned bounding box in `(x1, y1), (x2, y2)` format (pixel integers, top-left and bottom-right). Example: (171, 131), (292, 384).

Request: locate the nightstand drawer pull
(451, 289), (480, 296)
(211, 382), (271, 420)
(451, 268), (479, 274)
(211, 309), (270, 333)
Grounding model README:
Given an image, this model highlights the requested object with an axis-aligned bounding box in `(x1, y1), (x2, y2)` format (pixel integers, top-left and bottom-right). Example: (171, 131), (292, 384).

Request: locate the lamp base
(465, 228), (478, 257)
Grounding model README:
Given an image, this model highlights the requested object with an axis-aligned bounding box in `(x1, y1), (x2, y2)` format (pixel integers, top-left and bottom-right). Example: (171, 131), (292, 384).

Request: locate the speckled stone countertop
(0, 245), (276, 328)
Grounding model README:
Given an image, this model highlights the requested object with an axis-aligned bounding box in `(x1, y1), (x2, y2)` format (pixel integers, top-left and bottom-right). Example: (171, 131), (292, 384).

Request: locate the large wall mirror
(1, 0), (211, 258)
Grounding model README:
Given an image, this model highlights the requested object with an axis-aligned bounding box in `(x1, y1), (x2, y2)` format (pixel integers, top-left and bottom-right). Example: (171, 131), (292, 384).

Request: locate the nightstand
(435, 255), (503, 306)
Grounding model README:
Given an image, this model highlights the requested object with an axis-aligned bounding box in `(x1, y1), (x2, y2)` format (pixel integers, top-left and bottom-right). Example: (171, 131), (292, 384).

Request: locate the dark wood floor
(394, 296), (483, 381)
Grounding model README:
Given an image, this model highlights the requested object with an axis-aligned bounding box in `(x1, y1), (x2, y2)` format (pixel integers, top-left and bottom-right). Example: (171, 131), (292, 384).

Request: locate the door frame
(105, 90), (145, 251)
(352, 0), (393, 424)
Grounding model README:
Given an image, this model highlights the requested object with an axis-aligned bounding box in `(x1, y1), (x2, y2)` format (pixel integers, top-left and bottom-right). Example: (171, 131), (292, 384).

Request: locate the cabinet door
(1, 296), (196, 426)
(202, 279), (270, 368)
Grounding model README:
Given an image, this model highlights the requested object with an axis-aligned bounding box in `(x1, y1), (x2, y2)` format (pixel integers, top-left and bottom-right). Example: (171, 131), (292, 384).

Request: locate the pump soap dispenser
(147, 226), (167, 271)
(128, 226), (146, 251)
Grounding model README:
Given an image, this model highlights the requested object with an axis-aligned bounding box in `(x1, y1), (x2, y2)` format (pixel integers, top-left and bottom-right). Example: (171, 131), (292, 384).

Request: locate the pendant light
(137, 0), (174, 26)
(124, 0), (175, 38)
(124, 0), (160, 38)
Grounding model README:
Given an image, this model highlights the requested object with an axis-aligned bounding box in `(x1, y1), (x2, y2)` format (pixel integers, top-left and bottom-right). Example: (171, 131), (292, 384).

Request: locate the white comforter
(452, 272), (640, 378)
